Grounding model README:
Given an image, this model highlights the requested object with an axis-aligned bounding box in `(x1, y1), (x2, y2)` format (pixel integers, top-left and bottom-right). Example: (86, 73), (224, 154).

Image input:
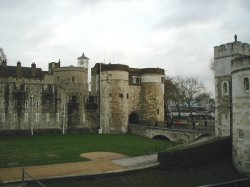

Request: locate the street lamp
(62, 104), (65, 134)
(30, 95), (34, 136)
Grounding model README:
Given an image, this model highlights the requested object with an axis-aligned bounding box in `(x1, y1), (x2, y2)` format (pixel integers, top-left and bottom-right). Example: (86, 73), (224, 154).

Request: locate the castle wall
(52, 67), (89, 129)
(232, 56), (250, 176)
(214, 40), (250, 137)
(0, 61), (91, 133)
(214, 76), (231, 136)
(128, 86), (141, 117)
(100, 70), (129, 133)
(141, 73), (164, 122)
(91, 64), (165, 134)
(0, 78), (62, 131)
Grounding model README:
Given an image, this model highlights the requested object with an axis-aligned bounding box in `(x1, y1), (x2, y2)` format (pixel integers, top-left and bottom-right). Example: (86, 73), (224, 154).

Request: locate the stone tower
(231, 55), (250, 176)
(91, 63), (165, 134)
(213, 36), (250, 136)
(141, 68), (165, 122)
(100, 64), (129, 133)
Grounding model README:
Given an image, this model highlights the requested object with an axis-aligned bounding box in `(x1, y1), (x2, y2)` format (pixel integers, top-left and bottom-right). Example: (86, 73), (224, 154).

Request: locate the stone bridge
(128, 124), (207, 143)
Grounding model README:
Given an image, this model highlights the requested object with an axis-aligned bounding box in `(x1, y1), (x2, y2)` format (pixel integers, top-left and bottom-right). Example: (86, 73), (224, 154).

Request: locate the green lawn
(0, 133), (175, 168)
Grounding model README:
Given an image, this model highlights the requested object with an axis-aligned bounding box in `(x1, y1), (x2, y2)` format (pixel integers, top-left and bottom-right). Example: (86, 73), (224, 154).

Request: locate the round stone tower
(51, 57), (89, 129)
(100, 64), (129, 133)
(140, 68), (165, 122)
(231, 55), (250, 176)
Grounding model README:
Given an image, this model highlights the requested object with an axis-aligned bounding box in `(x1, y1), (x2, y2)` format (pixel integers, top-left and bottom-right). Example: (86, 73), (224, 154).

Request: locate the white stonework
(214, 37), (250, 176)
(232, 56), (250, 176)
(214, 38), (250, 137)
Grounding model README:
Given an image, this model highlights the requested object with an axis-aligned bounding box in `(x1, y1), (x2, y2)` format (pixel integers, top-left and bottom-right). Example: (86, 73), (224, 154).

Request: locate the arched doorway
(129, 112), (139, 124)
(152, 135), (170, 141)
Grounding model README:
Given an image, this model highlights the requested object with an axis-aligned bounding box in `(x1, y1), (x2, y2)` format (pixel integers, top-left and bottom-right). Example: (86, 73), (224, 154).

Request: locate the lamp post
(99, 62), (103, 134)
(62, 104), (65, 134)
(30, 95), (34, 136)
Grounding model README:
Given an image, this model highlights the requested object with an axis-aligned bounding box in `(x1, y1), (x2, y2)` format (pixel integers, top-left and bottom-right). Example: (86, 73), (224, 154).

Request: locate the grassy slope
(0, 133), (174, 168)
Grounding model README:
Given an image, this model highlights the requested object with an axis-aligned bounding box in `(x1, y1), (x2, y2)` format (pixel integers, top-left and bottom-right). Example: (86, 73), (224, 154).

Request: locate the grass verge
(0, 133), (175, 168)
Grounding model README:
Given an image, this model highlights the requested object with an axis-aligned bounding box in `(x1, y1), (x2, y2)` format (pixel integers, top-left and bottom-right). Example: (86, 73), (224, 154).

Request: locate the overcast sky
(0, 0), (250, 96)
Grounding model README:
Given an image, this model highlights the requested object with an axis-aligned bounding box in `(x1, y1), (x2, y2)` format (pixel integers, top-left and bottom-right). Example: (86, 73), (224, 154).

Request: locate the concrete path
(0, 152), (159, 184)
(112, 154), (158, 168)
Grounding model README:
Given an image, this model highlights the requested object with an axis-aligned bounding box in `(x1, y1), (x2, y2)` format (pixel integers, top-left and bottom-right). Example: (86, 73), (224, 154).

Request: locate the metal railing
(18, 168), (46, 187)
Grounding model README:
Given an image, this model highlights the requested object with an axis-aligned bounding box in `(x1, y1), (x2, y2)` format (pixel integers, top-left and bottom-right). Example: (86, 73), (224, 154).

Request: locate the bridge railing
(137, 120), (214, 135)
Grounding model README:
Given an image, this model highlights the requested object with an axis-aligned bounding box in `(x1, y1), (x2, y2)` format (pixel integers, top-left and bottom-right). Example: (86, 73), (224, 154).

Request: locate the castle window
(13, 100), (17, 107)
(244, 77), (249, 91)
(222, 82), (229, 95)
(1, 113), (5, 122)
(72, 76), (75, 82)
(25, 101), (28, 108)
(46, 113), (50, 122)
(35, 113), (39, 122)
(107, 74), (112, 80)
(25, 85), (29, 92)
(127, 94), (129, 99)
(132, 76), (137, 84)
(24, 113), (29, 122)
(161, 77), (164, 83)
(109, 93), (112, 97)
(43, 85), (47, 90)
(137, 76), (141, 84)
(82, 114), (85, 122)
(13, 113), (17, 122)
(56, 76), (60, 83)
(2, 100), (5, 107)
(119, 93), (123, 99)
(157, 109), (159, 115)
(56, 113), (60, 122)
(238, 129), (244, 141)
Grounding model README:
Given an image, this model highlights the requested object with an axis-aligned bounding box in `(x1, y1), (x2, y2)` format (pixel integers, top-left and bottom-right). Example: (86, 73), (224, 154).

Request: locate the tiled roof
(0, 66), (45, 79)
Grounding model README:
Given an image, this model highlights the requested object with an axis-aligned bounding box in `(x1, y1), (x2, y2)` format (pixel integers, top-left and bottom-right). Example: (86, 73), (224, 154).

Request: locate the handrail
(21, 168), (46, 187)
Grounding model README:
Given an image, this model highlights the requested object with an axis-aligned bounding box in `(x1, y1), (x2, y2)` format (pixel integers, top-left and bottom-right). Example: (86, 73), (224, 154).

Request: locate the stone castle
(0, 51), (164, 134)
(214, 36), (250, 176)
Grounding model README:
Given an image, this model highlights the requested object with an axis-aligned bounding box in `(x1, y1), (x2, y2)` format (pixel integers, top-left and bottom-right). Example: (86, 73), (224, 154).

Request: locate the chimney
(16, 61), (22, 77)
(31, 62), (36, 77)
(2, 59), (7, 67)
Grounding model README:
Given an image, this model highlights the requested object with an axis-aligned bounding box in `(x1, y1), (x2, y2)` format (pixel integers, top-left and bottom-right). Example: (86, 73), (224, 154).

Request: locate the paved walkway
(0, 152), (159, 184)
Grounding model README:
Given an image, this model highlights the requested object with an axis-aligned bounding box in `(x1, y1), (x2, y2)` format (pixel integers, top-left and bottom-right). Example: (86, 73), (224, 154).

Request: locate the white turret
(77, 52), (89, 68)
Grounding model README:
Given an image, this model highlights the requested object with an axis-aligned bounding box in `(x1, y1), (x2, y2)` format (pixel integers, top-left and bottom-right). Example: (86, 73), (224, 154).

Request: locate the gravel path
(0, 152), (158, 183)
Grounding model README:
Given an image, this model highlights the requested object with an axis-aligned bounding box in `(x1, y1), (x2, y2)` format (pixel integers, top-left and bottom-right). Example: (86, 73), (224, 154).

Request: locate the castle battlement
(231, 55), (250, 73)
(214, 41), (250, 59)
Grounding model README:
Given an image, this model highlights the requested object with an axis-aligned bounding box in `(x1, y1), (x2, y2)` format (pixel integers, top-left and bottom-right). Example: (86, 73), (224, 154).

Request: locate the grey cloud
(156, 0), (228, 29)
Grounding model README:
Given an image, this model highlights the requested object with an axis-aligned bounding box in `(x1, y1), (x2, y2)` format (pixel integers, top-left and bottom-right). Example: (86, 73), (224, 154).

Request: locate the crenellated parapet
(214, 41), (250, 59)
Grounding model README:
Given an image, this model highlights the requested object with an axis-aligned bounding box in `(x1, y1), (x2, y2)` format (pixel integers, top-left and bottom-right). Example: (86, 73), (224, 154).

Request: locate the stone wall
(141, 73), (164, 121)
(0, 61), (92, 132)
(232, 57), (250, 176)
(100, 70), (129, 133)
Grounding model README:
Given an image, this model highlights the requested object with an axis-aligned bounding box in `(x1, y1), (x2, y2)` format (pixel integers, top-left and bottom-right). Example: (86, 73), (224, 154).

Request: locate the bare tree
(181, 76), (206, 118)
(165, 77), (185, 118)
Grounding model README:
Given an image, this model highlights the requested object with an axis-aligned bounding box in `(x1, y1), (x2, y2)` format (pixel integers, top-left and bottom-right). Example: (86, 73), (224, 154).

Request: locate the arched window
(244, 77), (249, 91)
(223, 82), (228, 94)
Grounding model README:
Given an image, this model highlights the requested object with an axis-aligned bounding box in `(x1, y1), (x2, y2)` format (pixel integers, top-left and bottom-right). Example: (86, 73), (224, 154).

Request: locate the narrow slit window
(244, 78), (249, 91)
(223, 82), (228, 94)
